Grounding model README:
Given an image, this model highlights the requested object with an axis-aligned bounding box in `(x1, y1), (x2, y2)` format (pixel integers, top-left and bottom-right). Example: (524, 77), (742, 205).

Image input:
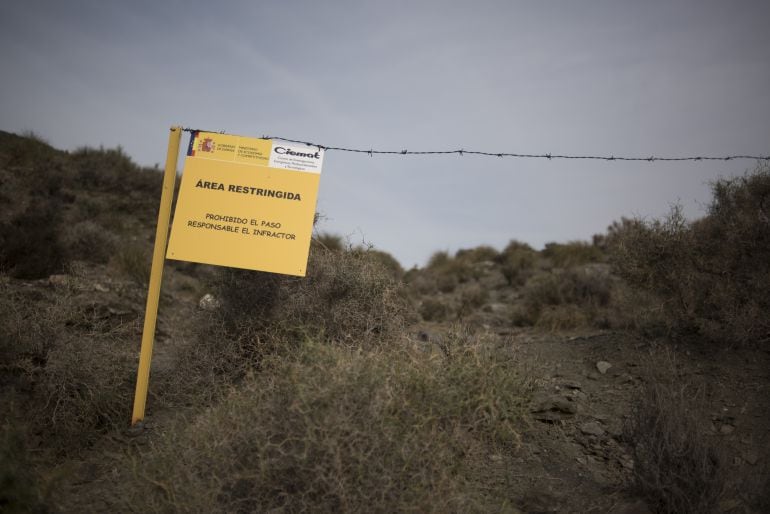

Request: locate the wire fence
(182, 128), (769, 163)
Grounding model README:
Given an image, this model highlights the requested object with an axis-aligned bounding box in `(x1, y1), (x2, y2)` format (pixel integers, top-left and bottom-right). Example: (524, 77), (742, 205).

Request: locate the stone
(198, 293), (221, 311)
(530, 392), (578, 422)
(561, 380), (583, 390)
(743, 451), (759, 465)
(48, 274), (70, 287)
(719, 424), (735, 435)
(580, 422), (605, 436)
(93, 283), (110, 292)
(608, 499), (652, 514)
(596, 361), (612, 374)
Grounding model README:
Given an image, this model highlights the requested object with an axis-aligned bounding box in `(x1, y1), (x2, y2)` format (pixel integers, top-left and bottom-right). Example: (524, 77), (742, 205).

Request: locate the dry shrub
(457, 283), (489, 317)
(192, 246), (408, 382)
(611, 165), (770, 344)
(624, 349), (725, 514)
(110, 238), (151, 286)
(312, 231), (345, 251)
(61, 220), (116, 264)
(359, 248), (404, 279)
(70, 146), (147, 194)
(426, 250), (451, 269)
(542, 240), (604, 268)
(534, 304), (589, 331)
(0, 281), (135, 453)
(515, 266), (613, 328)
(0, 200), (65, 279)
(30, 337), (135, 450)
(426, 250), (478, 285)
(119, 339), (529, 513)
(419, 297), (452, 321)
(257, 246), (407, 346)
(496, 240), (538, 286)
(455, 245), (499, 263)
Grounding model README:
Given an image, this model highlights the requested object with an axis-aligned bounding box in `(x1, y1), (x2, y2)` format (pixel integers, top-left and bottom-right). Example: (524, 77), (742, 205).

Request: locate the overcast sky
(2, 1), (768, 267)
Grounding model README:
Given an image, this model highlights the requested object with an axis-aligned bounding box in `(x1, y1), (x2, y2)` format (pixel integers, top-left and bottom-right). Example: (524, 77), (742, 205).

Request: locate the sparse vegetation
(118, 336), (529, 513)
(610, 165), (770, 344)
(1, 131), (768, 513)
(624, 350), (726, 514)
(513, 265), (614, 329)
(541, 240), (605, 268)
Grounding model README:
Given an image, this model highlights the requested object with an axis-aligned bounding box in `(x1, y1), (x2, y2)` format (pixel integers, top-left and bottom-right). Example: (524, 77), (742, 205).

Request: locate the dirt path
(415, 323), (770, 513)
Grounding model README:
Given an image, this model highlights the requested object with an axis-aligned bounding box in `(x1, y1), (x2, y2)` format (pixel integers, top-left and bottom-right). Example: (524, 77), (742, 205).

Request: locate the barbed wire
(181, 128), (768, 162)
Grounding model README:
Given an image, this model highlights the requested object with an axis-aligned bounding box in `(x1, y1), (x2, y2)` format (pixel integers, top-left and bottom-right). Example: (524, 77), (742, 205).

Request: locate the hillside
(1, 131), (768, 513)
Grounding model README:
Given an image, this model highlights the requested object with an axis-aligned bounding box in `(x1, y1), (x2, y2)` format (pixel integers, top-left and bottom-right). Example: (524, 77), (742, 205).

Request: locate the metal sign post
(131, 126), (182, 425)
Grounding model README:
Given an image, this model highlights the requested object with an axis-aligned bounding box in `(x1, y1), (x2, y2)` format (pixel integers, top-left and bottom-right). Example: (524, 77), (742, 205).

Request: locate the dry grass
(0, 278), (137, 454)
(109, 238), (152, 286)
(624, 349), (726, 514)
(116, 336), (530, 513)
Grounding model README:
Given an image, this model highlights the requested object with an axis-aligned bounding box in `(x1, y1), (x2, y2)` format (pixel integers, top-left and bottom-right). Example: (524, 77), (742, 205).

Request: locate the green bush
(610, 165), (770, 344)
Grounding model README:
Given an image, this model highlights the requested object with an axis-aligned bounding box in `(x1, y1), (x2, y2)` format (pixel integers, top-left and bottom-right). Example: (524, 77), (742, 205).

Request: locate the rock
(198, 293), (221, 311)
(607, 422), (624, 438)
(719, 424), (735, 435)
(561, 380), (582, 390)
(485, 302), (509, 314)
(48, 274), (70, 287)
(530, 392), (578, 422)
(124, 421), (146, 438)
(93, 283), (110, 292)
(743, 451), (759, 465)
(107, 305), (135, 317)
(608, 499), (652, 514)
(580, 422), (605, 436)
(596, 361), (612, 374)
(587, 372), (601, 381)
(718, 499), (742, 512)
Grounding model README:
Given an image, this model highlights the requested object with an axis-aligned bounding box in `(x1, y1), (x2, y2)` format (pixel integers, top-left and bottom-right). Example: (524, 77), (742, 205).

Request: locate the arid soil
(413, 322), (770, 513)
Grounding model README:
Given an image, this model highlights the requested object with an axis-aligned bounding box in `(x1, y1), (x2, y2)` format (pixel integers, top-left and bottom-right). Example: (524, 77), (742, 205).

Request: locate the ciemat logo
(197, 137), (216, 153)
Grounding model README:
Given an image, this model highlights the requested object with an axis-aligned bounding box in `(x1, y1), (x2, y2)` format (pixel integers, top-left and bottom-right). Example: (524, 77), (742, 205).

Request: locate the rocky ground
(413, 320), (770, 513)
(3, 253), (769, 513)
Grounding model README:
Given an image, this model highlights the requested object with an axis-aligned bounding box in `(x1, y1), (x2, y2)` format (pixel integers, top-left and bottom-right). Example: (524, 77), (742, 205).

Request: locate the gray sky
(2, 1), (768, 268)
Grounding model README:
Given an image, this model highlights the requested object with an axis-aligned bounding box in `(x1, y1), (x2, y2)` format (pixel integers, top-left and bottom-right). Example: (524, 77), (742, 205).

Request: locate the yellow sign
(166, 131), (323, 276)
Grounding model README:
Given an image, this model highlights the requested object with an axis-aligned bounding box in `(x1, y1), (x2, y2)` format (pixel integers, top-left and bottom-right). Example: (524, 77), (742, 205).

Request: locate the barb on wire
(181, 128), (769, 162)
(264, 135), (769, 162)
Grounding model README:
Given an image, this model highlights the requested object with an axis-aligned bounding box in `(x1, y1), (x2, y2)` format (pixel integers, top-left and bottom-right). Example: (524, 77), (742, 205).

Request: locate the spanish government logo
(197, 137), (216, 153)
